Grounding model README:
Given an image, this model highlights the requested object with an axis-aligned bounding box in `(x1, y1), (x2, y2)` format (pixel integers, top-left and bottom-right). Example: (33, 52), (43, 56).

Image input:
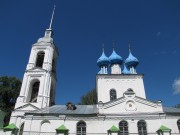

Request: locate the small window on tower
(36, 51), (45, 68)
(30, 81), (40, 102)
(110, 89), (117, 101)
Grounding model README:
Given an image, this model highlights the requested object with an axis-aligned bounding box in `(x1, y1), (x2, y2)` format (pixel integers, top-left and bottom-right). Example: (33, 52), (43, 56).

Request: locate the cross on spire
(112, 40), (116, 51)
(128, 41), (131, 53)
(102, 43), (105, 52)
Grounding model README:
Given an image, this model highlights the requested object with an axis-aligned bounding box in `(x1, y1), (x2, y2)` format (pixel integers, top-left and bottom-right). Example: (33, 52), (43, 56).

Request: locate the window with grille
(77, 121), (86, 135)
(137, 120), (147, 135)
(177, 119), (180, 133)
(119, 120), (128, 135)
(110, 89), (117, 101)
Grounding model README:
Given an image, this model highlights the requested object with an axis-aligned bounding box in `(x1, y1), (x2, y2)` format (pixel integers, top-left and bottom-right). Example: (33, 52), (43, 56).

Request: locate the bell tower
(15, 6), (58, 109)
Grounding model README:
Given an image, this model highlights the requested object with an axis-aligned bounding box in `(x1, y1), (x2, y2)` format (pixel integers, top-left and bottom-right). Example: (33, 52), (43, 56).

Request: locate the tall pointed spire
(44, 5), (56, 38)
(49, 5), (56, 30)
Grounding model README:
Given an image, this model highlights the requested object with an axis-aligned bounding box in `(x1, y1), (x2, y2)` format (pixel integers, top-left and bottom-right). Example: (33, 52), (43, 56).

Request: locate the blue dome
(97, 51), (110, 67)
(125, 52), (139, 67)
(122, 64), (130, 74)
(109, 50), (123, 65)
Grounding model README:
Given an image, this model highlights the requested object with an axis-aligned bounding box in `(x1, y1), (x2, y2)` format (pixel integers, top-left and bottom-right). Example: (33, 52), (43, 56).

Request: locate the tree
(0, 76), (21, 126)
(175, 104), (180, 108)
(79, 88), (97, 105)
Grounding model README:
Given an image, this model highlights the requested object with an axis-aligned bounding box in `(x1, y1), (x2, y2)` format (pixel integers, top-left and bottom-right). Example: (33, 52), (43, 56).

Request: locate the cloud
(156, 32), (161, 37)
(172, 78), (180, 94)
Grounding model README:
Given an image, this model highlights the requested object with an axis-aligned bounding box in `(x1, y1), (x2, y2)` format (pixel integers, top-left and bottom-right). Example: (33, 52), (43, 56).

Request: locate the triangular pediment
(15, 104), (40, 111)
(100, 96), (163, 114)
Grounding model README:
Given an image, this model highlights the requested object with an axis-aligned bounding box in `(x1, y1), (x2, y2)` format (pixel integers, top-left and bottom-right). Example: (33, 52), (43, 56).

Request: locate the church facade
(1, 8), (180, 135)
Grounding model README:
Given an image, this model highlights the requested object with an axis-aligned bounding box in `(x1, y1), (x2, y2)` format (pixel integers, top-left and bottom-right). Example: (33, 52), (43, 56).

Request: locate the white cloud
(173, 78), (180, 94)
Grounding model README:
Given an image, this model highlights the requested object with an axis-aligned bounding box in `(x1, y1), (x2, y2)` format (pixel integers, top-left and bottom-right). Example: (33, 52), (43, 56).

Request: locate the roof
(109, 50), (123, 65)
(97, 51), (110, 67)
(163, 107), (180, 113)
(125, 52), (139, 67)
(3, 123), (18, 131)
(26, 104), (180, 116)
(27, 105), (98, 115)
(157, 125), (171, 132)
(56, 124), (68, 133)
(108, 125), (120, 133)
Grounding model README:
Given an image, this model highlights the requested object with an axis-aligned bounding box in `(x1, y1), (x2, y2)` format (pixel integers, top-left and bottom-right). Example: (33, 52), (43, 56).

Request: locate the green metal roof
(107, 125), (120, 133)
(3, 123), (18, 131)
(56, 124), (68, 133)
(157, 125), (171, 132)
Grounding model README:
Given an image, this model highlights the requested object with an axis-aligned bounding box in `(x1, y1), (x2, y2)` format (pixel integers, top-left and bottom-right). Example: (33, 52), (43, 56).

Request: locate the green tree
(0, 76), (21, 126)
(79, 88), (97, 105)
(175, 104), (180, 108)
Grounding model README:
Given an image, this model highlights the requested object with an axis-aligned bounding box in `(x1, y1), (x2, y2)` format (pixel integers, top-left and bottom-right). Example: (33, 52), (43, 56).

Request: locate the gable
(99, 96), (163, 115)
(15, 103), (39, 111)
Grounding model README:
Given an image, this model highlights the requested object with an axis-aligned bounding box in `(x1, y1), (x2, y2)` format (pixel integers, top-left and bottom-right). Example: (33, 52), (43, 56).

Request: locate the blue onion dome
(122, 64), (131, 74)
(125, 52), (139, 67)
(109, 50), (123, 65)
(97, 51), (110, 67)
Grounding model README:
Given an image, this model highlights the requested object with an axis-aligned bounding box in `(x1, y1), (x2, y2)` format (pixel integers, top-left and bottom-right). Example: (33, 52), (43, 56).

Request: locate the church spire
(49, 5), (56, 30)
(44, 5), (56, 38)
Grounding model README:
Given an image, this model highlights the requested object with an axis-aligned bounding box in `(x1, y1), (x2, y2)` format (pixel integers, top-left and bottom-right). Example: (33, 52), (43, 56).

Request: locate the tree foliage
(175, 104), (180, 108)
(79, 88), (97, 105)
(0, 76), (21, 126)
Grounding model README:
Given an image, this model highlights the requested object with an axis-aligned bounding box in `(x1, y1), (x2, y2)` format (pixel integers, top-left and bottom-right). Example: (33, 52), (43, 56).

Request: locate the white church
(1, 6), (180, 135)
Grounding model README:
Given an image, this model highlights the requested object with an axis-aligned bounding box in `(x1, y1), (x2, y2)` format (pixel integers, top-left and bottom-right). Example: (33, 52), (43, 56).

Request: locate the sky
(0, 0), (180, 107)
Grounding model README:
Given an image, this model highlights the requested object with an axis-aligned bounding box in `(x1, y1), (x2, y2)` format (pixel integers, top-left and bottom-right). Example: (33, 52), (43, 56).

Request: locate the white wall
(97, 74), (146, 103)
(20, 115), (180, 134)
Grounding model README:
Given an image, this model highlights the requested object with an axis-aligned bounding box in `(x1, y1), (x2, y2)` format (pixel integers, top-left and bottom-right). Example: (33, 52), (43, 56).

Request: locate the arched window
(110, 89), (117, 101)
(19, 123), (24, 135)
(127, 88), (134, 92)
(40, 120), (51, 133)
(119, 120), (128, 135)
(177, 119), (180, 133)
(137, 120), (147, 135)
(77, 121), (86, 135)
(30, 81), (40, 102)
(36, 51), (45, 68)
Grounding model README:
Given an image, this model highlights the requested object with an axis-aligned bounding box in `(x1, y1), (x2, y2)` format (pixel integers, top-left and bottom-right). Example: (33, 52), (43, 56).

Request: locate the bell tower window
(30, 81), (40, 102)
(36, 51), (45, 68)
(110, 89), (117, 101)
